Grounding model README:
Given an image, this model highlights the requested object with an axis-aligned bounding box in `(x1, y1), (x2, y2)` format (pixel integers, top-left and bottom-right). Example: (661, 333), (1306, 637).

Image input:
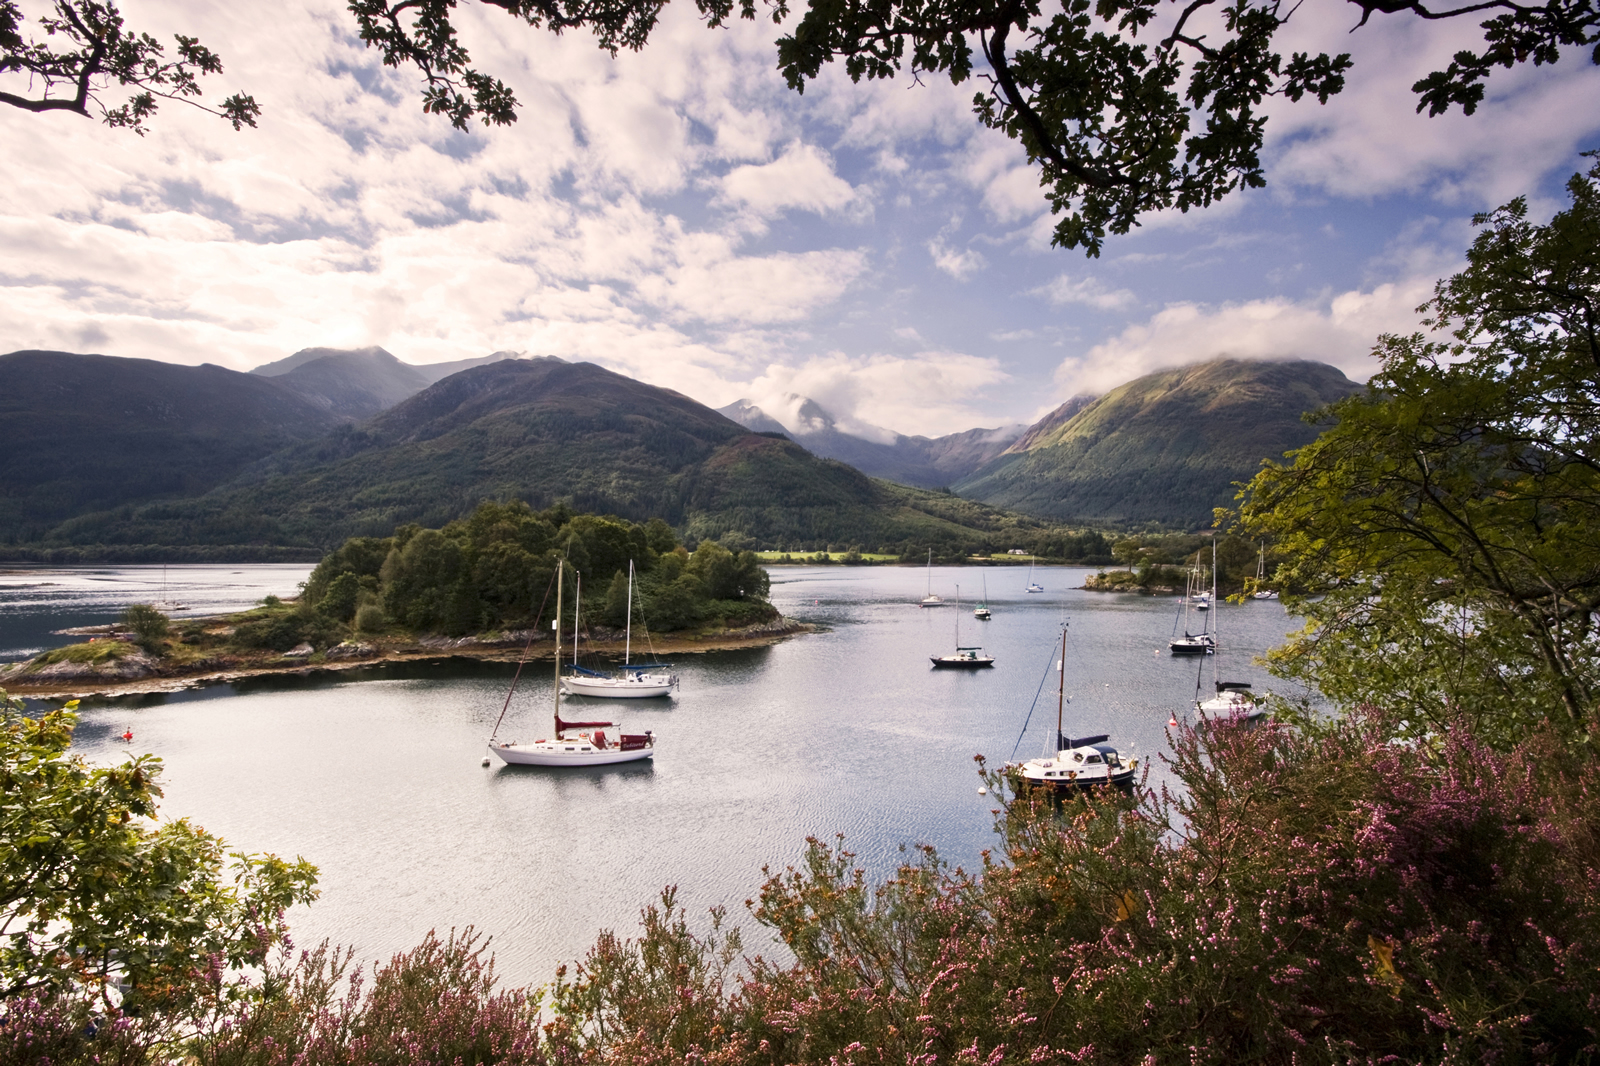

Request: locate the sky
(2, 1), (1598, 441)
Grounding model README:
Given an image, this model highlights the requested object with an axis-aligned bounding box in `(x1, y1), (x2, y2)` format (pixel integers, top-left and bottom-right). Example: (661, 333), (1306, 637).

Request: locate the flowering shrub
(538, 709), (1600, 1065)
(195, 928), (543, 1066)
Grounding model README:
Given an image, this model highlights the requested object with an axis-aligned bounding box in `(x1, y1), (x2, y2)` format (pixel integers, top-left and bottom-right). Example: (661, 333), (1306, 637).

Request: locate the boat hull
(1169, 639), (1213, 656)
(561, 676), (674, 698)
(1018, 768), (1136, 794)
(487, 740), (654, 766)
(930, 655), (995, 668)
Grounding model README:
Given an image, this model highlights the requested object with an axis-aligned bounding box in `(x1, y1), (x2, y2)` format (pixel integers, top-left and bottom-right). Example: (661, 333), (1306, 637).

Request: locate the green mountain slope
(0, 350), (343, 543)
(28, 358), (1079, 554)
(955, 359), (1361, 526)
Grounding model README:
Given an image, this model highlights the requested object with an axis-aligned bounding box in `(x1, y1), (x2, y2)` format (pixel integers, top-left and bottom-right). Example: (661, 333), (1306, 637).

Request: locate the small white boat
(931, 647), (995, 668)
(487, 560), (655, 768)
(1024, 557), (1044, 593)
(560, 561), (677, 698)
(1197, 681), (1263, 722)
(974, 574), (992, 619)
(1010, 626), (1136, 792)
(920, 548), (943, 607)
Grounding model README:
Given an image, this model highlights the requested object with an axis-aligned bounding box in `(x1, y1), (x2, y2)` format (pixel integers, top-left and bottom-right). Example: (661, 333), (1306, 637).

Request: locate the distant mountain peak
(250, 345), (400, 377)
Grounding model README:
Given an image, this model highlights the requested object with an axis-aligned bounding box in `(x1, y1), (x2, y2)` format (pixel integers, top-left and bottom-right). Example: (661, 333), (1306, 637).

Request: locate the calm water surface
(4, 563), (1308, 987)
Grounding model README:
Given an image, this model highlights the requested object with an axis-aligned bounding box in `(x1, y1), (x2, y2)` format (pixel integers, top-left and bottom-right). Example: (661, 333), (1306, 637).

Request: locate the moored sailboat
(487, 560), (656, 767)
(920, 548), (943, 607)
(973, 572), (991, 620)
(1169, 549), (1214, 656)
(930, 585), (994, 668)
(560, 560), (678, 698)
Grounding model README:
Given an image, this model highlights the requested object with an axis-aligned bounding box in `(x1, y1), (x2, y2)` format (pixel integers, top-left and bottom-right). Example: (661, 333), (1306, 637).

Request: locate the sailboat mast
(1211, 539), (1220, 684)
(573, 571), (581, 668)
(553, 559), (564, 729)
(1056, 625), (1068, 750)
(625, 560), (633, 666)
(954, 584), (960, 647)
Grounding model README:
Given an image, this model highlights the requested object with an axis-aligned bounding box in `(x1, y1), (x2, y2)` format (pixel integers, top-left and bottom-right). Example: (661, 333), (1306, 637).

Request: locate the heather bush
(194, 929), (542, 1066)
(538, 709), (1600, 1065)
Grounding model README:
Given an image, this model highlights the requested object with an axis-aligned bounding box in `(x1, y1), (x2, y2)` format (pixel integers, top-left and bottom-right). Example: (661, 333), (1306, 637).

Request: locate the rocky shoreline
(0, 615), (814, 699)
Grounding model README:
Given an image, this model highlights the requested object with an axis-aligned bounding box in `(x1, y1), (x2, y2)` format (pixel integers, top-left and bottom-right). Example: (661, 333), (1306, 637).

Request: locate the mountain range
(0, 350), (1070, 556)
(0, 346), (1362, 558)
(954, 359), (1362, 526)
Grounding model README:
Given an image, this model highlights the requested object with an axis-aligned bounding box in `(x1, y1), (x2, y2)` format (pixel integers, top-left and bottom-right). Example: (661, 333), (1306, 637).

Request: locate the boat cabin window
(1085, 755), (1102, 764)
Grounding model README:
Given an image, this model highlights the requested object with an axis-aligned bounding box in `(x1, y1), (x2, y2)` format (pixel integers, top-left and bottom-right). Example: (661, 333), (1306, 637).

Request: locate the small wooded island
(0, 502), (804, 696)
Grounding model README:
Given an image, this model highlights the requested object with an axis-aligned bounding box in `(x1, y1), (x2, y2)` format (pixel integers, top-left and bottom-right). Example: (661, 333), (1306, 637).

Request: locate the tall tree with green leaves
(1237, 156), (1600, 744)
(1, 690), (317, 1041)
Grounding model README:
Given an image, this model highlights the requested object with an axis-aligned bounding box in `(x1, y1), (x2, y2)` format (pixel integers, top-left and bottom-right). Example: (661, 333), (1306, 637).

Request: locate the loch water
(1, 563), (1309, 988)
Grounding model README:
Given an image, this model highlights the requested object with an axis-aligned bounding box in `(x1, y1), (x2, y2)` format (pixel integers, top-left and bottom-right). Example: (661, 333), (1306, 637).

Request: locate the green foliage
(354, 603), (386, 633)
(312, 501), (770, 637)
(318, 572), (360, 622)
(232, 604), (343, 653)
(121, 602), (170, 648)
(1238, 159), (1600, 745)
(0, 693), (317, 1026)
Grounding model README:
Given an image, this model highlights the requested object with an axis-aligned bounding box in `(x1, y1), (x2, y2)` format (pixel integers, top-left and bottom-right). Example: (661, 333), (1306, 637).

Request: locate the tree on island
(5, 0), (1595, 251)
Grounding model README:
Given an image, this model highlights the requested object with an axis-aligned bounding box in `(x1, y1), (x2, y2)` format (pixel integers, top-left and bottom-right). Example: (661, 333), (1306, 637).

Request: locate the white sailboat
(930, 585), (994, 668)
(1195, 540), (1265, 723)
(1252, 541), (1278, 599)
(920, 549), (943, 607)
(151, 565), (188, 613)
(1024, 556), (1044, 594)
(1011, 625), (1136, 792)
(561, 561), (678, 698)
(487, 559), (656, 767)
(973, 572), (991, 620)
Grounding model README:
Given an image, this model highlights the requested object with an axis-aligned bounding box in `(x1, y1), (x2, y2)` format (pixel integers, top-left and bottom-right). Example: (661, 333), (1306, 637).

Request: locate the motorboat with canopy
(1009, 623), (1136, 792)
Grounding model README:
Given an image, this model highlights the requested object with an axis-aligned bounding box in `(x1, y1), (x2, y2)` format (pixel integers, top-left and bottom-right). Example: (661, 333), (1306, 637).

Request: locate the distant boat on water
(920, 549), (943, 607)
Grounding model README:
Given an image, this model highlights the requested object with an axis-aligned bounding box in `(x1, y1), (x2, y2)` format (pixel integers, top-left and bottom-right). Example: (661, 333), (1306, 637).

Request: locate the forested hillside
(956, 359), (1362, 526)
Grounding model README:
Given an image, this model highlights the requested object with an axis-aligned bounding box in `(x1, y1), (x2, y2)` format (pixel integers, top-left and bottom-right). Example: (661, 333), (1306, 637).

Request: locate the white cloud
(1033, 275), (1137, 311)
(1056, 278), (1437, 396)
(928, 236), (987, 279)
(1262, 2), (1600, 206)
(743, 351), (1011, 439)
(717, 142), (862, 219)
